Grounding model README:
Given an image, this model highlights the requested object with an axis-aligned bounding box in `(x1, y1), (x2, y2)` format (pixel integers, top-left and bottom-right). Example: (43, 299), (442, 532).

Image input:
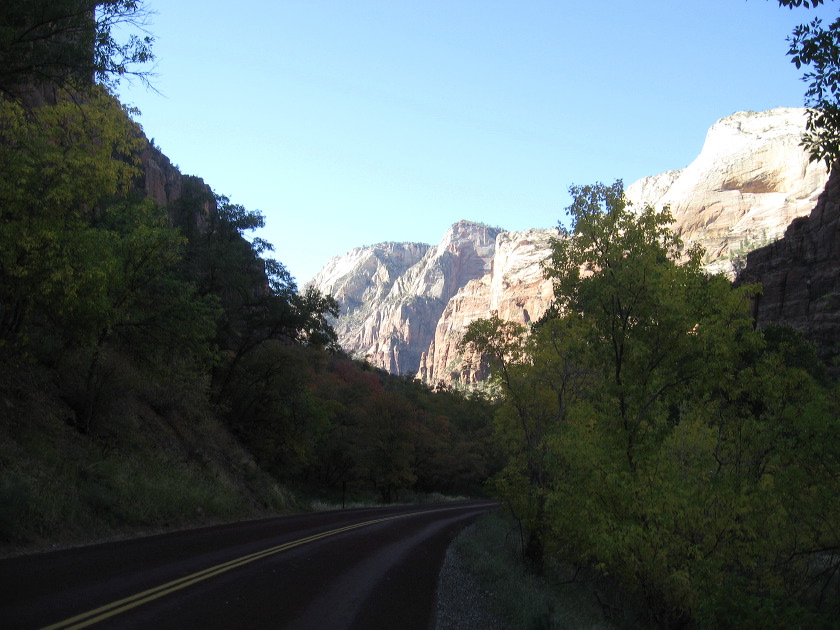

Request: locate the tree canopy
(462, 181), (840, 626)
(0, 1), (155, 99)
(778, 0), (840, 167)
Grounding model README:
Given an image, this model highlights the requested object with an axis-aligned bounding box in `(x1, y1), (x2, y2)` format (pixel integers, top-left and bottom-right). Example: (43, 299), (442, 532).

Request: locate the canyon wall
(309, 221), (501, 374)
(311, 108), (830, 386)
(626, 108), (828, 276)
(418, 228), (556, 386)
(737, 165), (840, 369)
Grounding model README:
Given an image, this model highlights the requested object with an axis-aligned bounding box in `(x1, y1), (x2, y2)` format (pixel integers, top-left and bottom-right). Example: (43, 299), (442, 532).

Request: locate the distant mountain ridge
(309, 222), (501, 374)
(309, 108), (830, 386)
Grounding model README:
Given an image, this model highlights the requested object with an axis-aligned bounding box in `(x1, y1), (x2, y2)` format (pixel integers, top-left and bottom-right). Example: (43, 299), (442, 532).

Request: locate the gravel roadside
(433, 523), (506, 630)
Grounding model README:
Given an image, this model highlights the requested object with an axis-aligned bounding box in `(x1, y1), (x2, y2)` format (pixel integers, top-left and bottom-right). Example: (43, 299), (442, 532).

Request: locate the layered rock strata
(313, 108), (830, 386)
(418, 229), (556, 386)
(627, 108), (828, 276)
(310, 222), (501, 374)
(737, 165), (840, 368)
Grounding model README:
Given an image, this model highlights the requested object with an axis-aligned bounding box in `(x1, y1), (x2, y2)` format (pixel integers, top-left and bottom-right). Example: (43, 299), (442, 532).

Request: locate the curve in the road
(1, 501), (496, 630)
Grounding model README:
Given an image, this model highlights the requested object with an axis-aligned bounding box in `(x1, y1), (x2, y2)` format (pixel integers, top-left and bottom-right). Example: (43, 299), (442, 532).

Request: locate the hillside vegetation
(0, 85), (498, 550)
(4, 3), (840, 628)
(0, 3), (498, 553)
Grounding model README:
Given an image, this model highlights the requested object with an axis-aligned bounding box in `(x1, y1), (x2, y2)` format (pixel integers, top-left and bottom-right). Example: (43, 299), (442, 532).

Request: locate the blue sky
(117, 1), (837, 284)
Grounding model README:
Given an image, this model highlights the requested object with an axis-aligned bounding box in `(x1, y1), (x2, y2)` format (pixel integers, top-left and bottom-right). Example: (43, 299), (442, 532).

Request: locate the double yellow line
(41, 504), (486, 629)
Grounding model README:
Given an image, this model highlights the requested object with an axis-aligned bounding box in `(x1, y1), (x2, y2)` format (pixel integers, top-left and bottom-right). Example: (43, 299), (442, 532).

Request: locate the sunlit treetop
(776, 0), (840, 168)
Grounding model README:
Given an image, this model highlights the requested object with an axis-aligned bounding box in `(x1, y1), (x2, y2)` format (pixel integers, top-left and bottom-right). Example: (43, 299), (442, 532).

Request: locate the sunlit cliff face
(311, 108), (829, 386)
(626, 107), (828, 277)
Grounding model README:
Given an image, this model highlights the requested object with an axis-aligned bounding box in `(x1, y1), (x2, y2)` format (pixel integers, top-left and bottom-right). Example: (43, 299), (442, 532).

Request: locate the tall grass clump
(454, 511), (624, 630)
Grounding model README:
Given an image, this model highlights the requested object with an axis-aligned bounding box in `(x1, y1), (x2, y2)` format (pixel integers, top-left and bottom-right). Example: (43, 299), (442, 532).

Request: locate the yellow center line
(41, 503), (493, 630)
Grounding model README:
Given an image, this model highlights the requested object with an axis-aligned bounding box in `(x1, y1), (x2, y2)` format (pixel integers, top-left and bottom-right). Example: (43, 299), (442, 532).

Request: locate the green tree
(292, 286), (340, 350)
(352, 390), (418, 503)
(224, 342), (332, 480)
(0, 0), (155, 99)
(171, 185), (339, 402)
(545, 181), (757, 474)
(539, 183), (840, 625)
(461, 311), (595, 571)
(462, 180), (840, 625)
(0, 89), (143, 348)
(306, 356), (381, 491)
(777, 0), (840, 167)
(58, 199), (219, 432)
(463, 181), (822, 623)
(0, 89), (219, 432)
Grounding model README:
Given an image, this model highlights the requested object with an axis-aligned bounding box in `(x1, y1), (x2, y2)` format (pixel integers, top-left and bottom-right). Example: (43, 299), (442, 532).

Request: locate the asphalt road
(0, 500), (496, 630)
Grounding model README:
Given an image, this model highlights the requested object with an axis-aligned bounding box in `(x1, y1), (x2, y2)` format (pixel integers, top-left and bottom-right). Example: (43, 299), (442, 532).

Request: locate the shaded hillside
(0, 81), (496, 551)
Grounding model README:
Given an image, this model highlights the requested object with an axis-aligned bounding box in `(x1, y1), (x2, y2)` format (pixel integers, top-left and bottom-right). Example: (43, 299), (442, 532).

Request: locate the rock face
(309, 242), (431, 313)
(418, 229), (556, 386)
(626, 108), (828, 276)
(140, 144), (183, 207)
(312, 108), (830, 386)
(737, 165), (840, 368)
(136, 143), (218, 241)
(310, 222), (502, 374)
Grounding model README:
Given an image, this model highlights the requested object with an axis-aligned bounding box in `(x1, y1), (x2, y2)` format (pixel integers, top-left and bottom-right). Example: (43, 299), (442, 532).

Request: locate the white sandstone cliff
(311, 108), (829, 387)
(418, 228), (556, 386)
(626, 107), (828, 276)
(310, 221), (501, 374)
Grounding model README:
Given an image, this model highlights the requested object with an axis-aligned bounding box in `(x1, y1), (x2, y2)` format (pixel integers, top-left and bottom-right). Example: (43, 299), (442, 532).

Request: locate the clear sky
(116, 0), (837, 285)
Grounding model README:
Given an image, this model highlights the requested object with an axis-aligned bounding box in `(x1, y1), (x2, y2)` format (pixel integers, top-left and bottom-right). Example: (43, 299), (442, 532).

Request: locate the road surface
(0, 500), (496, 630)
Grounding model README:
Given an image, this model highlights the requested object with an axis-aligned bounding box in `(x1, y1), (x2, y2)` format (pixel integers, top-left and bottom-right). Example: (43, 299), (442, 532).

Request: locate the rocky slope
(311, 108), (829, 386)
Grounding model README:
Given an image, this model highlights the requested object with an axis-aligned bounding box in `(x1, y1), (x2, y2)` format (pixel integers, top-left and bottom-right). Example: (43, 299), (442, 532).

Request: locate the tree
(352, 390), (418, 503)
(461, 311), (595, 571)
(539, 183), (839, 624)
(0, 89), (143, 348)
(306, 356), (380, 491)
(545, 181), (757, 473)
(224, 342), (332, 480)
(0, 88), (220, 431)
(463, 180), (840, 625)
(171, 188), (315, 400)
(291, 286), (340, 350)
(777, 0), (840, 167)
(0, 0), (155, 100)
(57, 199), (219, 432)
